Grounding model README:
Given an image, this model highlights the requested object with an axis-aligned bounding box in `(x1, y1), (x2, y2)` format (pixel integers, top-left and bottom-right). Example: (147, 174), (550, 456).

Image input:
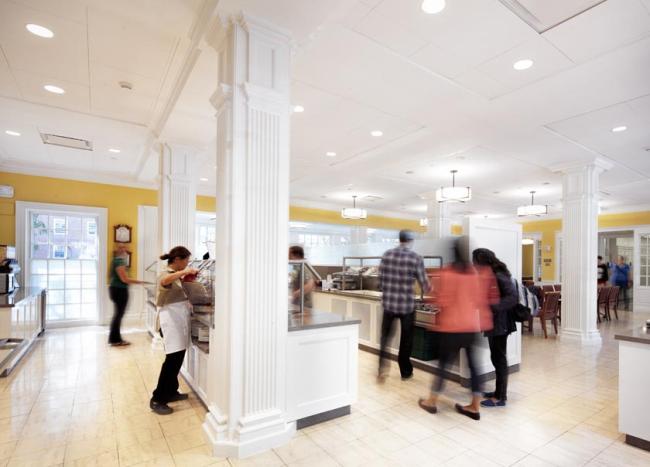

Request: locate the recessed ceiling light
(26, 24), (54, 38)
(200, 177), (209, 182)
(513, 59), (533, 71)
(421, 0), (446, 14)
(611, 126), (627, 133)
(542, 182), (550, 185)
(370, 130), (383, 137)
(5, 130), (20, 136)
(325, 151), (337, 157)
(406, 170), (414, 174)
(44, 84), (65, 94)
(292, 105), (304, 113)
(108, 148), (121, 153)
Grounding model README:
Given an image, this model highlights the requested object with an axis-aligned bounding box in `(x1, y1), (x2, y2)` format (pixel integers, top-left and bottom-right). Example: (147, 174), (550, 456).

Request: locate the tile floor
(2, 312), (650, 466)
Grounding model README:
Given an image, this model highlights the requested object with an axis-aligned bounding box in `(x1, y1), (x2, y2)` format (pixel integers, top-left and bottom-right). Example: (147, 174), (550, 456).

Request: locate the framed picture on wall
(125, 251), (132, 268)
(114, 224), (132, 243)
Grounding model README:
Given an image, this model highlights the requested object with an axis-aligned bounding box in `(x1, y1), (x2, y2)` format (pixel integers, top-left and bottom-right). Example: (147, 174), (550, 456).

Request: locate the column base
(203, 405), (296, 459)
(560, 328), (602, 345)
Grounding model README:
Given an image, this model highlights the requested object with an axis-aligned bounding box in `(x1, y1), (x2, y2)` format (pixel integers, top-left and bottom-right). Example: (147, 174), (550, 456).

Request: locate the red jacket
(430, 265), (497, 333)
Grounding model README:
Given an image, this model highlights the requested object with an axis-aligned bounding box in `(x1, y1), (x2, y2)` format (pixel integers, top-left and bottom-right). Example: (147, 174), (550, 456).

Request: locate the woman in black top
(472, 248), (518, 407)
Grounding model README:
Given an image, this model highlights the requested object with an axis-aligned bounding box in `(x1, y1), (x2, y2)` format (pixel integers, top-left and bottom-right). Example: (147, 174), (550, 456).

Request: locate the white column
(203, 15), (293, 458)
(423, 198), (450, 239)
(555, 158), (611, 345)
(155, 142), (196, 349)
(158, 142), (196, 252)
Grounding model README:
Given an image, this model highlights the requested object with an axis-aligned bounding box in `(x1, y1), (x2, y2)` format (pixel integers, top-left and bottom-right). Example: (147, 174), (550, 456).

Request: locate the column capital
(550, 156), (614, 174)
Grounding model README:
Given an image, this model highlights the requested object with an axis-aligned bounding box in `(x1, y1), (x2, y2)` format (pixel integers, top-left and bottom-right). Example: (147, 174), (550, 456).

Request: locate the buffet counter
(313, 289), (521, 386)
(616, 326), (650, 451)
(0, 287), (45, 377)
(287, 310), (360, 428)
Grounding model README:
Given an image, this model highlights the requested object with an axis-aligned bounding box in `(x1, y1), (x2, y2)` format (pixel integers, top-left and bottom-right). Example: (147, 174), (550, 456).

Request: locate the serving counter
(313, 288), (521, 386)
(616, 326), (650, 451)
(0, 287), (45, 377)
(287, 310), (360, 428)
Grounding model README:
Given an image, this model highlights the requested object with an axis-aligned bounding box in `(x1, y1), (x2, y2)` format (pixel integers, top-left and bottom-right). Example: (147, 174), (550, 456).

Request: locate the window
(195, 212), (216, 259)
(641, 234), (650, 287)
(29, 212), (99, 322)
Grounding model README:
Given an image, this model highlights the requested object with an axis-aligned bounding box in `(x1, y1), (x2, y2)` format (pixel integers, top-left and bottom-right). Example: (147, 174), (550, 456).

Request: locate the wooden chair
(541, 285), (555, 294)
(554, 284), (561, 292)
(537, 291), (560, 338)
(607, 286), (620, 320)
(597, 286), (611, 323)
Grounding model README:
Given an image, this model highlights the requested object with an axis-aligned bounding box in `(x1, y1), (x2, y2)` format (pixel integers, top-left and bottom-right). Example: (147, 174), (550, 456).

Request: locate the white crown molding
(550, 156), (614, 174)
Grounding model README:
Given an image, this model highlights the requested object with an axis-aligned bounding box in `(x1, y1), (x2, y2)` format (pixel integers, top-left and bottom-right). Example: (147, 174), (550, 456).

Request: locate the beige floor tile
(117, 438), (172, 467)
(7, 445), (66, 467)
(159, 412), (203, 436)
(172, 445), (225, 466)
(359, 428), (410, 456)
(586, 441), (650, 466)
(165, 426), (206, 454)
(274, 434), (324, 464)
(63, 450), (120, 467)
(306, 424), (355, 450)
(415, 433), (468, 464)
(512, 455), (560, 466)
(128, 455), (176, 467)
(64, 438), (117, 462)
(285, 449), (339, 467)
(0, 441), (17, 463)
(228, 449), (285, 466)
(117, 425), (165, 449)
(327, 439), (382, 467)
(443, 450), (501, 467)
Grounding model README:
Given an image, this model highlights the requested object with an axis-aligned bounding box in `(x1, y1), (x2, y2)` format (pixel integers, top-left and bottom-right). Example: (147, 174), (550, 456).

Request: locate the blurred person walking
(612, 255), (631, 309)
(108, 244), (144, 346)
(418, 239), (495, 420)
(472, 248), (518, 407)
(377, 230), (430, 382)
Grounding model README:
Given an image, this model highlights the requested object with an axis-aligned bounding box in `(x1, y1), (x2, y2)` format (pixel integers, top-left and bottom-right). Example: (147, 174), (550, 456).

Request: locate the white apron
(158, 300), (191, 354)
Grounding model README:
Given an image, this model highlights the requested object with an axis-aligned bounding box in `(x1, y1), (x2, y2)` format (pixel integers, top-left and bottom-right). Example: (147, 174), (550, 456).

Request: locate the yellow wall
(522, 244), (534, 278)
(0, 172), (158, 278)
(290, 206), (424, 232)
(196, 195), (216, 213)
(522, 211), (650, 281)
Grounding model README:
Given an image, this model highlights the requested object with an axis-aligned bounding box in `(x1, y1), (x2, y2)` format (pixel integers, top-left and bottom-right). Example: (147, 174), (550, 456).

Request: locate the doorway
(599, 230), (634, 310)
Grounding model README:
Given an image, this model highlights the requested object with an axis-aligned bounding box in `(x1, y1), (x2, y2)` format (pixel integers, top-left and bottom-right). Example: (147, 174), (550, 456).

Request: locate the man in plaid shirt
(378, 230), (430, 381)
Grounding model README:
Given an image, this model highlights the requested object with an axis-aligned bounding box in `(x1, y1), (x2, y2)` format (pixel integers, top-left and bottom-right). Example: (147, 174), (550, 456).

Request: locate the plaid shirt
(379, 245), (429, 315)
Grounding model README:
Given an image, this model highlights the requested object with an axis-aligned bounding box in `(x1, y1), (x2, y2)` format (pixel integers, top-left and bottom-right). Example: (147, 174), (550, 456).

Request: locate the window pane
(81, 289), (96, 304)
(81, 303), (97, 318)
(48, 275), (65, 290)
(47, 305), (64, 320)
(30, 275), (47, 289)
(82, 261), (96, 275)
(66, 260), (81, 274)
(67, 243), (82, 259)
(66, 275), (81, 289)
(65, 289), (80, 304)
(49, 260), (64, 274)
(31, 260), (48, 275)
(51, 244), (67, 259)
(65, 304), (81, 320)
(31, 244), (49, 259)
(48, 290), (64, 304)
(82, 275), (97, 289)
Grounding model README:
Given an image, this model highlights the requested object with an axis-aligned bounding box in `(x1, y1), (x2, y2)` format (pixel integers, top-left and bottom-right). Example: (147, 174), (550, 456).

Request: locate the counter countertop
(314, 289), (434, 302)
(0, 288), (45, 308)
(615, 326), (650, 345)
(289, 310), (360, 332)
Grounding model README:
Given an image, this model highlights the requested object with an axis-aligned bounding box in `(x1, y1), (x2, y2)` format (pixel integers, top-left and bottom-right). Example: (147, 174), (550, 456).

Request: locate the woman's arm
(492, 274), (518, 313)
(116, 266), (144, 285)
(160, 268), (198, 286)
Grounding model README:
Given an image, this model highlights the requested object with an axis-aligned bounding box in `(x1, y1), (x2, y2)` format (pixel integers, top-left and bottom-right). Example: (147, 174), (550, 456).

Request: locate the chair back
(608, 286), (620, 305)
(542, 285), (554, 294)
(597, 286), (611, 304)
(541, 291), (560, 319)
(554, 284), (561, 291)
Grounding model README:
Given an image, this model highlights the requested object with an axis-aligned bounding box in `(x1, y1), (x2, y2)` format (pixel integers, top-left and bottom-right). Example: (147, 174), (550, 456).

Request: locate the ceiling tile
(12, 69), (90, 113)
(543, 0), (650, 63)
(351, 8), (428, 56)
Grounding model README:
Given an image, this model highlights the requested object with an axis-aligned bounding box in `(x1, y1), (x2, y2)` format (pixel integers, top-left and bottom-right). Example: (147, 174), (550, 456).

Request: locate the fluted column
(203, 14), (293, 458)
(555, 158), (611, 344)
(420, 195), (450, 239)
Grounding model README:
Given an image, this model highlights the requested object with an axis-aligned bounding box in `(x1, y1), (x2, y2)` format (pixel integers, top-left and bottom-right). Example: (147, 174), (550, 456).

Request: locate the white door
(634, 229), (650, 313)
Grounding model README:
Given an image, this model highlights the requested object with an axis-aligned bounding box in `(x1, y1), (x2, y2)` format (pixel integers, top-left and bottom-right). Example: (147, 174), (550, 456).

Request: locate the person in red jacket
(418, 238), (497, 421)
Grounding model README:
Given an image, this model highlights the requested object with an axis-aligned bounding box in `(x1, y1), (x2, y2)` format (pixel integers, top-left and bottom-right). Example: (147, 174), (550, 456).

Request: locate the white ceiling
(1, 0), (650, 221)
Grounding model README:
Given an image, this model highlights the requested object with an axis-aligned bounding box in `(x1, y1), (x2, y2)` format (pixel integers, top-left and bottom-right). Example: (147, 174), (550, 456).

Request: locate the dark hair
(160, 246), (191, 264)
(289, 245), (305, 259)
(399, 230), (415, 243)
(472, 248), (511, 277)
(452, 237), (471, 273)
(598, 255), (603, 260)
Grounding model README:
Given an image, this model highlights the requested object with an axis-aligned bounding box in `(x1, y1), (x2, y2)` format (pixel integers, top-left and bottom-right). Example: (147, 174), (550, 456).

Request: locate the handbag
(510, 280), (532, 323)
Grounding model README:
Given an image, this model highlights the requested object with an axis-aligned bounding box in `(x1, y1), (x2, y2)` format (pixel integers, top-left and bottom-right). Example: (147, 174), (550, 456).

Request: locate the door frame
(16, 201), (108, 326)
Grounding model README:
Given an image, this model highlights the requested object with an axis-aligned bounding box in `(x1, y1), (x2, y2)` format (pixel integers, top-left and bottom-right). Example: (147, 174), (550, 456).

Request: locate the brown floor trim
(626, 434), (650, 452)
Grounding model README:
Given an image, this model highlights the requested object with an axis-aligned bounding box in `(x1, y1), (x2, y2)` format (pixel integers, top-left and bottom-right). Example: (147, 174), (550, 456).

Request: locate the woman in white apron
(150, 246), (198, 415)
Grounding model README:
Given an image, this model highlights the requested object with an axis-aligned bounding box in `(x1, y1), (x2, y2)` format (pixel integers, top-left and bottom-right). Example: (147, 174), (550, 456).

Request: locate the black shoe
(401, 374), (414, 381)
(150, 399), (173, 415)
(482, 391), (495, 398)
(455, 403), (480, 421)
(168, 392), (189, 402)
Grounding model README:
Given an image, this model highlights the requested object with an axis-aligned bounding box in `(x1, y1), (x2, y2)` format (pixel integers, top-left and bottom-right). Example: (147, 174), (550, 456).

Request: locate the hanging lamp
(517, 191), (548, 217)
(436, 170), (471, 203)
(341, 195), (367, 220)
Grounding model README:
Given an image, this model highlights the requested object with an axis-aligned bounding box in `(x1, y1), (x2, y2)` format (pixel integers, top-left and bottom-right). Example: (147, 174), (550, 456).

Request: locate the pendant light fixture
(517, 191), (548, 217)
(419, 218), (429, 227)
(436, 170), (471, 203)
(341, 195), (367, 220)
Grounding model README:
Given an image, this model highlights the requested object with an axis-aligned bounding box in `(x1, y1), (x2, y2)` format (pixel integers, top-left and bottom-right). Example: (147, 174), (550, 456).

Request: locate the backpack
(510, 279), (538, 322)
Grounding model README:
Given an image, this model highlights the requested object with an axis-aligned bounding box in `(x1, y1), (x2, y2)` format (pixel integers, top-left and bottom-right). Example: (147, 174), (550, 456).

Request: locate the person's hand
(184, 267), (200, 276)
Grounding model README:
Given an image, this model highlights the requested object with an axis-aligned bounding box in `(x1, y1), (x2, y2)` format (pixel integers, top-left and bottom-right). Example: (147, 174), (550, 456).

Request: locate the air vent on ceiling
(362, 195), (383, 202)
(599, 190), (611, 197)
(498, 0), (606, 33)
(40, 133), (93, 151)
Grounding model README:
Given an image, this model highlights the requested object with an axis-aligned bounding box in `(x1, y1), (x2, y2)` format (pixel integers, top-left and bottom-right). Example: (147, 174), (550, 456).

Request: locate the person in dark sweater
(472, 248), (518, 407)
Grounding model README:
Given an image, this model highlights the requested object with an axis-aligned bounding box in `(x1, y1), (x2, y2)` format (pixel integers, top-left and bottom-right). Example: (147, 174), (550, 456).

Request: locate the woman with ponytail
(149, 246), (198, 415)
